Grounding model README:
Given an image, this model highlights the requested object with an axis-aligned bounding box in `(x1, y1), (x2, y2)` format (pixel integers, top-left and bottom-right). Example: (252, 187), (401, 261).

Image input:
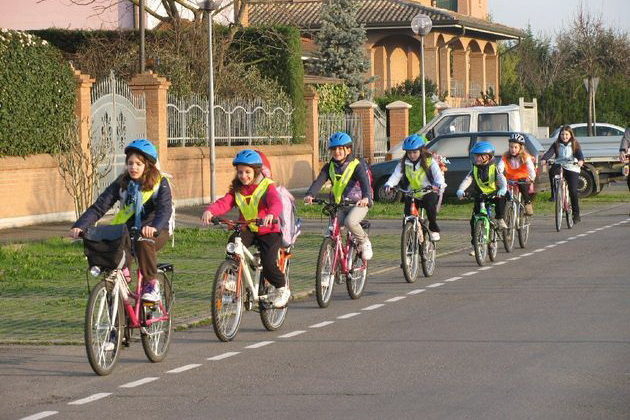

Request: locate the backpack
(255, 150), (302, 248)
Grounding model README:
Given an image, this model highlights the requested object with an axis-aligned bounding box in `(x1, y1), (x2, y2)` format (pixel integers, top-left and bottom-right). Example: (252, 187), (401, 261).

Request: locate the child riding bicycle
(540, 125), (585, 223)
(497, 133), (536, 216)
(304, 131), (373, 260)
(69, 139), (173, 303)
(456, 141), (508, 254)
(383, 134), (445, 241)
(201, 150), (290, 308)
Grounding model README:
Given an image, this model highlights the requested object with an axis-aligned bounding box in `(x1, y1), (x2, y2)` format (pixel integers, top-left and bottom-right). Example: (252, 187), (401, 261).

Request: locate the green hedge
(315, 83), (350, 114)
(0, 30), (76, 157)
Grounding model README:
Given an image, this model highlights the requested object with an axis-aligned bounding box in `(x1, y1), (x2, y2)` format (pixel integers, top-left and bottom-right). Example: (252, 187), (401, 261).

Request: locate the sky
(489, 0), (630, 38)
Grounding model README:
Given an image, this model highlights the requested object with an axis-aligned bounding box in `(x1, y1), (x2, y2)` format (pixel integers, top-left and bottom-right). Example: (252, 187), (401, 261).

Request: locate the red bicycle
(82, 226), (174, 376)
(312, 199), (369, 308)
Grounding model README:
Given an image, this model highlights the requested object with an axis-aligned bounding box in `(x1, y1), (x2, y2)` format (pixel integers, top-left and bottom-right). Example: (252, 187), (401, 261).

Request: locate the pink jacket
(206, 182), (282, 235)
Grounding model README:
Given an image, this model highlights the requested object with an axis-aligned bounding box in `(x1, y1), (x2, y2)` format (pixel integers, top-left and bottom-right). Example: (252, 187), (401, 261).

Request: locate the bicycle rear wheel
(488, 225), (498, 262)
(315, 238), (335, 308)
(346, 242), (367, 299)
(517, 210), (530, 248)
(260, 256), (289, 331)
(141, 270), (173, 362)
(555, 182), (563, 232)
(401, 221), (421, 283)
(565, 187), (574, 229)
(211, 260), (243, 342)
(473, 219), (488, 266)
(503, 201), (516, 252)
(420, 236), (437, 277)
(85, 280), (124, 376)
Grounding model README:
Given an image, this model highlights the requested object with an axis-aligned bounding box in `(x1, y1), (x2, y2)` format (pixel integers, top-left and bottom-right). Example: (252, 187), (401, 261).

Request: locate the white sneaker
(469, 247), (475, 256)
(103, 341), (115, 351)
(273, 286), (291, 308)
(360, 239), (373, 260)
(429, 231), (440, 241)
(497, 219), (508, 230)
(141, 282), (161, 302)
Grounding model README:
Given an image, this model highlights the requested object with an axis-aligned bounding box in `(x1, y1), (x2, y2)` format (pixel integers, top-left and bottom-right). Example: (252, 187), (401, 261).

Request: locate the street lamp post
(411, 14), (433, 128)
(198, 0), (218, 202)
(139, 0), (146, 72)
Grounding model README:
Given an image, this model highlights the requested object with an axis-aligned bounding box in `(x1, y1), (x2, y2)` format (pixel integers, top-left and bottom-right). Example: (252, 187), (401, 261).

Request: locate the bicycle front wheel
(260, 258), (289, 331)
(84, 280), (124, 376)
(565, 188), (574, 229)
(346, 242), (367, 299)
(420, 234), (437, 277)
(141, 270), (173, 362)
(315, 238), (335, 308)
(518, 211), (530, 248)
(211, 260), (243, 342)
(503, 202), (516, 253)
(473, 219), (488, 266)
(401, 221), (421, 283)
(488, 226), (498, 262)
(555, 182), (563, 232)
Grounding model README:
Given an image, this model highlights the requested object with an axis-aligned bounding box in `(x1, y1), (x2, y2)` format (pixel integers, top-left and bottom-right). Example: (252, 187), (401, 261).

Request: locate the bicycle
(506, 180), (532, 248)
(466, 192), (501, 266)
(547, 159), (574, 232)
(210, 217), (291, 342)
(311, 198), (369, 308)
(396, 186), (438, 282)
(82, 226), (174, 376)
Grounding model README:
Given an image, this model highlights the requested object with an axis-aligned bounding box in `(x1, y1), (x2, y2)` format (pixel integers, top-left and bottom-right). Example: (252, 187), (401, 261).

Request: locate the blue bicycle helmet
(232, 149), (263, 167)
(402, 133), (427, 151)
(124, 139), (158, 163)
(328, 132), (353, 149)
(470, 141), (495, 156)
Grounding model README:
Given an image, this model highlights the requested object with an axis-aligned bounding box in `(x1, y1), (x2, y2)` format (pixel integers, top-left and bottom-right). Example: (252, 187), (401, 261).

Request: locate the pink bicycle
(312, 199), (369, 308)
(82, 226), (173, 376)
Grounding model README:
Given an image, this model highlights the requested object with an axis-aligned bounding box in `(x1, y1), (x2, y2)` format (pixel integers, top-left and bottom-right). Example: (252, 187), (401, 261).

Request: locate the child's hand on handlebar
(456, 190), (465, 200)
(304, 195), (313, 205)
(142, 226), (157, 238)
(357, 197), (369, 207)
(261, 214), (275, 227)
(69, 228), (82, 239)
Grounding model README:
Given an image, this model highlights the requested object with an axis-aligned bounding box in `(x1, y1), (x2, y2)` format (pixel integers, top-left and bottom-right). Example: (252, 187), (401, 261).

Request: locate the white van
(387, 99), (540, 159)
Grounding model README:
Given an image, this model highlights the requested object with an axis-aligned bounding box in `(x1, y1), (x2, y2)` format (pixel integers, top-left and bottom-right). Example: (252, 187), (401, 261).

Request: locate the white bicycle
(210, 217), (291, 342)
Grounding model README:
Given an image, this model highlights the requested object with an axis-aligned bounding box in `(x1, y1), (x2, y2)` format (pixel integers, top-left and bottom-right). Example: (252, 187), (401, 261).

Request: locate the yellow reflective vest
(111, 175), (163, 226)
(405, 158), (433, 198)
(234, 177), (275, 232)
(472, 164), (497, 194)
(329, 159), (360, 204)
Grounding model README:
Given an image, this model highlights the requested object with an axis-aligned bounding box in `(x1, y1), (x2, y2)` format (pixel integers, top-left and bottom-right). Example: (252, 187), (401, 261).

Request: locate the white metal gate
(91, 71), (146, 194)
(318, 113), (364, 162)
(373, 107), (389, 162)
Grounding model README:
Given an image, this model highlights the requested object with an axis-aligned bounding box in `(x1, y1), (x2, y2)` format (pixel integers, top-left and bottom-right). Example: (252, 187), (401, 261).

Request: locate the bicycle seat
(360, 220), (371, 229)
(157, 263), (173, 272)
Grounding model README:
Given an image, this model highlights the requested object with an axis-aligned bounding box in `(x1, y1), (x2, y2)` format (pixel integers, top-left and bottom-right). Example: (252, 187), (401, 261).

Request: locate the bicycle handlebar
(211, 216), (278, 228)
(395, 186), (436, 196)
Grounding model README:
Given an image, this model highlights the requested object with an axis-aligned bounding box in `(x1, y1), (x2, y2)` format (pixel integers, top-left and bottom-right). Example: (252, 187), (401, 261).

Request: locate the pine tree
(311, 0), (372, 100)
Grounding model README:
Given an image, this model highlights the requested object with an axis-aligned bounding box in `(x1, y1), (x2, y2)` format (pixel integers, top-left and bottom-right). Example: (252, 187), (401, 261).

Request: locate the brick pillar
(452, 49), (470, 98)
(349, 100), (377, 163)
(129, 71), (171, 170)
(386, 100), (411, 154)
(424, 46), (439, 89)
(469, 52), (486, 97)
(439, 45), (451, 97)
(74, 70), (95, 156)
(304, 86), (319, 179)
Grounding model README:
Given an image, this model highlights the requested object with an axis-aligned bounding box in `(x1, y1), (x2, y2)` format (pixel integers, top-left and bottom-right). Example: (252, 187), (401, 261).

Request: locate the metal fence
(373, 107), (389, 162)
(167, 94), (294, 147)
(318, 113), (364, 162)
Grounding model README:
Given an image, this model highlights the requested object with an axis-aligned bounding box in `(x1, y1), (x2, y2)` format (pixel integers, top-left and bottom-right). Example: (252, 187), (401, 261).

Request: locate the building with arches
(247, 0), (524, 106)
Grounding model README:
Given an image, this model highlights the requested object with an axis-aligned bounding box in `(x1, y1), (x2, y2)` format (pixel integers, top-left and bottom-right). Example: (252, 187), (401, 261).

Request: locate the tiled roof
(249, 0), (524, 39)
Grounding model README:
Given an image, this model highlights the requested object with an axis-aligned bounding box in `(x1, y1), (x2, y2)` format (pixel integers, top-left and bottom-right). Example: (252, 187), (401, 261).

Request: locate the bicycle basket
(82, 225), (130, 270)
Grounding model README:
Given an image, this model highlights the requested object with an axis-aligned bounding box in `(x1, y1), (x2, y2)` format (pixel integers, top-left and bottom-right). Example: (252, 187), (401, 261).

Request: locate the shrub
(315, 83), (350, 114)
(0, 29), (75, 157)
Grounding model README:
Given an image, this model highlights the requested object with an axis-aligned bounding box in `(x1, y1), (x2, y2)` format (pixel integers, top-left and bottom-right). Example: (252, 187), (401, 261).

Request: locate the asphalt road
(2, 205), (629, 420)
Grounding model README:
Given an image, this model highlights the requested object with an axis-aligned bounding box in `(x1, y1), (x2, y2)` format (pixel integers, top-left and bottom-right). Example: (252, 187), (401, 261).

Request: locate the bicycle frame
(472, 199), (493, 241)
(225, 235), (268, 304)
(326, 210), (361, 276)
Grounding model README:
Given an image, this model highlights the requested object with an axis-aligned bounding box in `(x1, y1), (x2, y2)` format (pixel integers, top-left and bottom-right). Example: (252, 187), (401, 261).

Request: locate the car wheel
(375, 178), (400, 203)
(577, 169), (595, 197)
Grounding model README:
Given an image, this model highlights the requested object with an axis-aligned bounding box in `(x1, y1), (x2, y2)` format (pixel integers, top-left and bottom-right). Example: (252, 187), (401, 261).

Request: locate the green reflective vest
(329, 158), (360, 204)
(111, 175), (163, 225)
(234, 177), (274, 232)
(472, 164), (497, 194)
(405, 158), (433, 198)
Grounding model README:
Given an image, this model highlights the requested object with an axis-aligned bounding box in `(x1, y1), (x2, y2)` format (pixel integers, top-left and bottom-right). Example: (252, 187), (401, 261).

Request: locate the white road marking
(362, 304), (385, 310)
(545, 244), (556, 248)
(462, 271), (478, 276)
(521, 252), (534, 256)
(445, 276), (462, 282)
(167, 364), (202, 374)
(427, 282), (444, 288)
(407, 289), (426, 295)
(576, 233), (587, 237)
(385, 296), (406, 302)
(20, 412), (58, 420)
(207, 351), (240, 361)
(309, 321), (335, 328)
(556, 240), (568, 244)
(478, 266), (492, 271)
(68, 393), (112, 405)
(119, 377), (159, 388)
(278, 330), (306, 338)
(567, 236), (577, 240)
(587, 230), (596, 233)
(508, 257), (521, 261)
(533, 248), (545, 253)
(493, 261), (507, 265)
(370, 266), (397, 275)
(337, 312), (360, 319)
(245, 341), (274, 349)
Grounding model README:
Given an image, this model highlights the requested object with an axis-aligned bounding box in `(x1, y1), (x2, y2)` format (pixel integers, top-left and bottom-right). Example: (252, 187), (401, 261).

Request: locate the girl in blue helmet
(70, 139), (173, 302)
(383, 134), (445, 241)
(304, 131), (373, 260)
(456, 141), (508, 252)
(201, 149), (290, 308)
